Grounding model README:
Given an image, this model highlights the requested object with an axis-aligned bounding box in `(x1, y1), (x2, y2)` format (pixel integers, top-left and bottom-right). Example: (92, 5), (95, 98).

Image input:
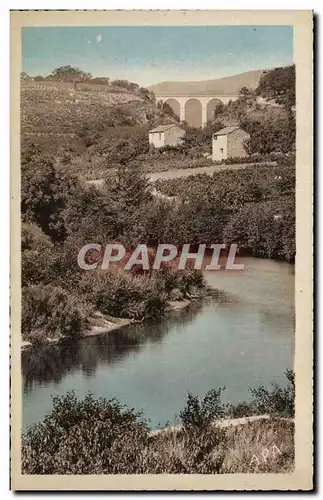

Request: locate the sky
(22, 26), (293, 87)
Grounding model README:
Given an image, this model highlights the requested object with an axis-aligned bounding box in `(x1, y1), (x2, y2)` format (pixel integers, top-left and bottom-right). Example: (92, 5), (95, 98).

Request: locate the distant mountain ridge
(148, 69), (267, 96)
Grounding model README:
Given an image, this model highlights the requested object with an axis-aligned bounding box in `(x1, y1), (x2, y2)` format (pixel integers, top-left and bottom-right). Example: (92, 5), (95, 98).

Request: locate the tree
(213, 101), (225, 119)
(161, 102), (180, 121)
(256, 65), (295, 109)
(241, 113), (296, 155)
(21, 147), (78, 241)
(20, 72), (31, 80)
(239, 86), (251, 96)
(139, 87), (155, 102)
(201, 120), (225, 143)
(180, 121), (224, 155)
(106, 165), (152, 210)
(62, 183), (118, 244)
(238, 86), (257, 107)
(51, 65), (92, 82)
(102, 165), (153, 245)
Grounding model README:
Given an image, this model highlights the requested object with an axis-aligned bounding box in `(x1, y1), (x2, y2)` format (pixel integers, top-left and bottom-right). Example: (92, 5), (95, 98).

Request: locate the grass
(221, 418), (294, 473)
(149, 418), (294, 474)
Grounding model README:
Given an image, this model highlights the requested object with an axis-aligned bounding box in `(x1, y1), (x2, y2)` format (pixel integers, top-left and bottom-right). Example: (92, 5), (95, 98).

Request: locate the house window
(159, 133), (162, 140)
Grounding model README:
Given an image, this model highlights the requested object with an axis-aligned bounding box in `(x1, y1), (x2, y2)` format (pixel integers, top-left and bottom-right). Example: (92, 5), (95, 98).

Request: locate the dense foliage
(241, 110), (296, 155)
(21, 147), (78, 241)
(22, 285), (91, 344)
(22, 370), (294, 474)
(154, 161), (295, 260)
(21, 145), (209, 343)
(256, 65), (295, 108)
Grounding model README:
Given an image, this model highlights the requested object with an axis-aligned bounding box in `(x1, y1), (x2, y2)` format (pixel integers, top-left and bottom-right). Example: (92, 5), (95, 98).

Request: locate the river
(22, 257), (294, 429)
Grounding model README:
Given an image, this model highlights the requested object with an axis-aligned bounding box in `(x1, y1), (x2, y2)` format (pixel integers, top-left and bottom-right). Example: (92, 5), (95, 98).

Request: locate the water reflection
(22, 301), (207, 393)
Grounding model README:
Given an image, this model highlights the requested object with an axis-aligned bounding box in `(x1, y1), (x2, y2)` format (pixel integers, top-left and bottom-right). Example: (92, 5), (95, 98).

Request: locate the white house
(148, 124), (186, 149)
(212, 126), (250, 162)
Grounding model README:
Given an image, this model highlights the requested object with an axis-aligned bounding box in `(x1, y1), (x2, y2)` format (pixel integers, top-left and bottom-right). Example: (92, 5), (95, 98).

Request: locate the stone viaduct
(156, 94), (240, 128)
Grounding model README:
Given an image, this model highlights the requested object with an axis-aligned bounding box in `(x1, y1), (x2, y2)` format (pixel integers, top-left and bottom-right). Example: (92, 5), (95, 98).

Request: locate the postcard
(10, 10), (313, 490)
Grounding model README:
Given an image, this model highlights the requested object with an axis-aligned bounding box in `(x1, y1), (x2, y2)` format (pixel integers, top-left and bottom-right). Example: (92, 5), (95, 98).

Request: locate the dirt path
(86, 162), (276, 188)
(149, 414), (293, 437)
(147, 163), (258, 182)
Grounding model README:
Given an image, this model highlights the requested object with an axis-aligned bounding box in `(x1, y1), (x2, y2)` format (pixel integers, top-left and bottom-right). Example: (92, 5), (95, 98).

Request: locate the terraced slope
(21, 81), (162, 133)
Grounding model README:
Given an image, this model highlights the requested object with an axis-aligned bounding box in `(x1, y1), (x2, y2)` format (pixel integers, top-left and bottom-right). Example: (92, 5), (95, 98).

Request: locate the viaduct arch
(159, 94), (239, 128)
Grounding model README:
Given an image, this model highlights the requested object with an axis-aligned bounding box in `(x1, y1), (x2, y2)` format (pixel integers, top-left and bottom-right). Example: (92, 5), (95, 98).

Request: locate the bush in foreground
(227, 369), (295, 418)
(22, 372), (294, 474)
(22, 393), (150, 474)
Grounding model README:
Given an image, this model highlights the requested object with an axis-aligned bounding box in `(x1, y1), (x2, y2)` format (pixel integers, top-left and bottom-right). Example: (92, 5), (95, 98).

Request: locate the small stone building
(148, 124), (186, 149)
(212, 126), (250, 162)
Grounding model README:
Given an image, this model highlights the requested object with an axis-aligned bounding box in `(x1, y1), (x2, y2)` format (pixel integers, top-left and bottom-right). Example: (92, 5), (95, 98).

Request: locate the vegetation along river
(22, 257), (295, 429)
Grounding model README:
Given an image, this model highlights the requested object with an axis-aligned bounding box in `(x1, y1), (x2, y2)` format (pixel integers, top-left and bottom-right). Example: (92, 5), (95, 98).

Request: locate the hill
(148, 69), (266, 96)
(21, 80), (167, 154)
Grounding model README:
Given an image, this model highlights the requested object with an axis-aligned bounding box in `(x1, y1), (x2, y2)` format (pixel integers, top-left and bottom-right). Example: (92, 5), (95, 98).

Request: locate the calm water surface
(22, 257), (294, 429)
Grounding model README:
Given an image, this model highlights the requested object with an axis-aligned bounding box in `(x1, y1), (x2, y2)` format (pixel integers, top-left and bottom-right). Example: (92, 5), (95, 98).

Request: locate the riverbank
(21, 298), (192, 352)
(150, 414), (272, 436)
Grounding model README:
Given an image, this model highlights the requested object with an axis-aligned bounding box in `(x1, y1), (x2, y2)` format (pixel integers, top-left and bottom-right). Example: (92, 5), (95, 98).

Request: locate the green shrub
(22, 285), (91, 343)
(157, 266), (179, 293)
(21, 223), (57, 287)
(21, 223), (85, 291)
(249, 369), (295, 418)
(79, 271), (168, 321)
(227, 369), (295, 418)
(223, 198), (295, 261)
(177, 389), (228, 474)
(22, 392), (150, 474)
(21, 147), (79, 242)
(177, 268), (205, 297)
(157, 266), (204, 296)
(180, 388), (226, 431)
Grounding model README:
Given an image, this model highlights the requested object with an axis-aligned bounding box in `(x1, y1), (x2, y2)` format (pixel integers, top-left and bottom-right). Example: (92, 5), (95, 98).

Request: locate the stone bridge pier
(157, 94), (239, 128)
